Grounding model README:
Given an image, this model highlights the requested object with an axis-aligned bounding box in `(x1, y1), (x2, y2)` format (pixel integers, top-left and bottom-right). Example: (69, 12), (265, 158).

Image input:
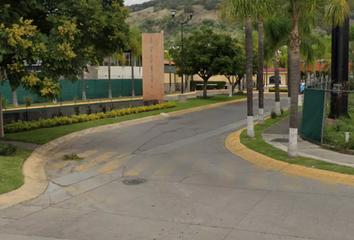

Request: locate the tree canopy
(0, 0), (130, 100)
(169, 29), (244, 97)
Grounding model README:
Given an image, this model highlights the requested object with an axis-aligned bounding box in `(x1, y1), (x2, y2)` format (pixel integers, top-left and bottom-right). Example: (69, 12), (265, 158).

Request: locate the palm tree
(164, 49), (173, 93)
(220, 0), (258, 138)
(264, 14), (291, 116)
(286, 0), (350, 158)
(129, 28), (142, 98)
(108, 57), (112, 99)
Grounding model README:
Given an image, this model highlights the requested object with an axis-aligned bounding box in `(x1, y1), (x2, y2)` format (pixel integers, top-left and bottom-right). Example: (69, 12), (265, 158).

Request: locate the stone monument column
(142, 33), (165, 104)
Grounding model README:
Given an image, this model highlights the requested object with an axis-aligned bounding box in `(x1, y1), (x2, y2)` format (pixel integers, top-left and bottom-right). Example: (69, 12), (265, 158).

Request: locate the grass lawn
(0, 147), (32, 194)
(324, 94), (354, 150)
(2, 94), (246, 145)
(241, 110), (354, 175)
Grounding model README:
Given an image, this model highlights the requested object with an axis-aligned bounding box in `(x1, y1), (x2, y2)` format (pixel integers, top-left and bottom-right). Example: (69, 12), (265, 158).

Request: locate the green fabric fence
(300, 89), (325, 143)
(0, 79), (142, 104)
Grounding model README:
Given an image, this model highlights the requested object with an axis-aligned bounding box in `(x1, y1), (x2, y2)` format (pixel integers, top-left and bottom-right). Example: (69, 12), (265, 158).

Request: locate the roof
(264, 67), (287, 72)
(164, 59), (175, 65)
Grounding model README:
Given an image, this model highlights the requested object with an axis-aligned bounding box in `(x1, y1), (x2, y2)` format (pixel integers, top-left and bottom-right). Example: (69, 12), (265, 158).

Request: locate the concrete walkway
(263, 112), (354, 167)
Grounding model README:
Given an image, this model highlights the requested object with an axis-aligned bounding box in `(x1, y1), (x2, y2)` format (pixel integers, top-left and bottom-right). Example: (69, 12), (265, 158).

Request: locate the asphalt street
(2, 95), (354, 240)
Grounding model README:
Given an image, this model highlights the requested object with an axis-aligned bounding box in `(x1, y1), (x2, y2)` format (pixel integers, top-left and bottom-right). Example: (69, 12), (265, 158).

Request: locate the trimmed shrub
(0, 143), (17, 156)
(4, 102), (177, 133)
(2, 97), (8, 109)
(269, 88), (288, 92)
(271, 110), (277, 119)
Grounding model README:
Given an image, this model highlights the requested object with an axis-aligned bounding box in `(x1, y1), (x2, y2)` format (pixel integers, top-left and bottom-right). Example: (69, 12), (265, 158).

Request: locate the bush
(2, 97), (8, 109)
(4, 102), (177, 133)
(0, 143), (17, 156)
(269, 88), (288, 92)
(281, 108), (284, 116)
(271, 110), (277, 119)
(23, 95), (34, 107)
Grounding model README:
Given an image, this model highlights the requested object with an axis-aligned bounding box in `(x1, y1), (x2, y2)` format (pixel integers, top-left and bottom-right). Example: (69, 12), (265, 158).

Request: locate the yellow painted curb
(0, 96), (247, 209)
(225, 128), (354, 187)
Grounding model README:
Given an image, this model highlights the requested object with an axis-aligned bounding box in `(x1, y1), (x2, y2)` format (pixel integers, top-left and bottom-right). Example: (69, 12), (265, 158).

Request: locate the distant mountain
(127, 1), (241, 47)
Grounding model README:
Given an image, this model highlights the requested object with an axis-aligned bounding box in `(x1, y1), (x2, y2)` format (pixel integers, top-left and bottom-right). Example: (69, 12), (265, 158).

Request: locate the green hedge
(269, 88), (288, 92)
(4, 102), (177, 133)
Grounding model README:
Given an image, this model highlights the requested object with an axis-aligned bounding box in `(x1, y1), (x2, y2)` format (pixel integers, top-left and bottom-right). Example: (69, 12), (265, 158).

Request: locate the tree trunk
(108, 57), (112, 99)
(288, 16), (301, 159)
(203, 79), (208, 98)
(274, 46), (281, 116)
(329, 17), (350, 119)
(131, 51), (135, 97)
(266, 64), (268, 87)
(12, 89), (18, 108)
(319, 62), (322, 86)
(258, 15), (265, 125)
(288, 46), (291, 107)
(169, 62), (172, 93)
(82, 68), (87, 101)
(246, 15), (254, 138)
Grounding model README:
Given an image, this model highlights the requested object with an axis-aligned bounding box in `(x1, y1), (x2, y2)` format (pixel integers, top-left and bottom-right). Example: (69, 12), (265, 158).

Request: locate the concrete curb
(0, 97), (247, 209)
(225, 128), (354, 187)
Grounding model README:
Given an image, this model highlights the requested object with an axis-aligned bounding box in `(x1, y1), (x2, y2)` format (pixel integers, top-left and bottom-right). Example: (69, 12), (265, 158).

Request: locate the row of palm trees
(220, 0), (351, 158)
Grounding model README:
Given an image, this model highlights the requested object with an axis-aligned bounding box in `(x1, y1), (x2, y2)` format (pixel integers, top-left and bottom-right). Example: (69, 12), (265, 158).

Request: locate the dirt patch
(325, 118), (340, 126)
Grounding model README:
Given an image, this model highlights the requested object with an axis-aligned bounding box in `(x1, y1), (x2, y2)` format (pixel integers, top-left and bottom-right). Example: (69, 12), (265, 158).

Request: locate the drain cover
(272, 138), (289, 143)
(123, 178), (147, 186)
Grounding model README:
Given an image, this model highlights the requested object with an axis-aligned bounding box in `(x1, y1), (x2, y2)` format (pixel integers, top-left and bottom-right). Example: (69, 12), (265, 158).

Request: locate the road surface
(1, 96), (354, 240)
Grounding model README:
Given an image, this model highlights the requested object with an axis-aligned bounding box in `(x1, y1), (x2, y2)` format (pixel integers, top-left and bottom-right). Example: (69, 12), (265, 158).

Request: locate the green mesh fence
(0, 79), (142, 104)
(300, 89), (326, 143)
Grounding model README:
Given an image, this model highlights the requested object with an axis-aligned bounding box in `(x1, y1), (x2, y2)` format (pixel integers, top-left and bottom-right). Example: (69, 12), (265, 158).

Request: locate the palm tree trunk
(82, 68), (87, 101)
(131, 51), (135, 97)
(288, 16), (301, 159)
(169, 62), (172, 93)
(319, 62), (322, 87)
(288, 47), (291, 107)
(246, 15), (254, 138)
(274, 46), (281, 116)
(266, 63), (268, 87)
(108, 57), (112, 99)
(258, 15), (265, 125)
(12, 89), (18, 108)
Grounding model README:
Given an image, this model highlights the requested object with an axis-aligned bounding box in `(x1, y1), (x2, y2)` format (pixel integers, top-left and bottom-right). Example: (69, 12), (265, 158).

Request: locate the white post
(229, 83), (232, 97)
(345, 132), (350, 143)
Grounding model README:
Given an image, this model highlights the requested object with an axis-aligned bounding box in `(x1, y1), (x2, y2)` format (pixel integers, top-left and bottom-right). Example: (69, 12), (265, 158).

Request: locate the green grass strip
(241, 111), (354, 175)
(0, 147), (32, 194)
(2, 95), (246, 145)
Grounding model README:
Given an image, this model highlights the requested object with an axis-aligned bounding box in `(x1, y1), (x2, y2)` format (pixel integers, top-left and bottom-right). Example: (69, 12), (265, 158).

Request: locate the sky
(125, 0), (151, 6)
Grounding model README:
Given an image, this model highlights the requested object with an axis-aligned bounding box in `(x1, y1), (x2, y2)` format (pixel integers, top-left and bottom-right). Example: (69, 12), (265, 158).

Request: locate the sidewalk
(263, 112), (354, 168)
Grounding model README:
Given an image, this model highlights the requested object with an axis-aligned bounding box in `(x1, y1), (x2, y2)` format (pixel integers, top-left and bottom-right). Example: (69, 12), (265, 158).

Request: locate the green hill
(127, 0), (242, 47)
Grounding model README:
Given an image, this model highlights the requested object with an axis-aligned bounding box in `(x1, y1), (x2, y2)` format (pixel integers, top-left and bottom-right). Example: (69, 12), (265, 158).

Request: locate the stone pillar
(142, 33), (165, 104)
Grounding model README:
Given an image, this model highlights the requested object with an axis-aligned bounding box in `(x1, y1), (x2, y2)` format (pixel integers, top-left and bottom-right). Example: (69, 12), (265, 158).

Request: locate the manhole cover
(272, 138), (289, 143)
(123, 178), (147, 186)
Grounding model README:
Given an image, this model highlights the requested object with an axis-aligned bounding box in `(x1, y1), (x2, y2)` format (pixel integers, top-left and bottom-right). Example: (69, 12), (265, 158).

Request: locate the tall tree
(164, 49), (173, 93)
(0, 0), (130, 104)
(264, 14), (291, 116)
(129, 28), (142, 97)
(169, 29), (240, 98)
(219, 0), (258, 138)
(286, 0), (350, 158)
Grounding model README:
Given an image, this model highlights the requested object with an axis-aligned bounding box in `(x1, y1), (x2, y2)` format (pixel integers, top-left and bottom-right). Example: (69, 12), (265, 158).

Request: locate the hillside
(127, 2), (243, 47)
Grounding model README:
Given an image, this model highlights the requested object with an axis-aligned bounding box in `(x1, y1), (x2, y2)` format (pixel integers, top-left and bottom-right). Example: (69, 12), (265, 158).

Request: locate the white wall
(97, 66), (143, 79)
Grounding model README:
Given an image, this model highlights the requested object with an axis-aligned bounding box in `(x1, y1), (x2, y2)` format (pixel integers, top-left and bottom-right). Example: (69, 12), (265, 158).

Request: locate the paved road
(2, 96), (354, 240)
